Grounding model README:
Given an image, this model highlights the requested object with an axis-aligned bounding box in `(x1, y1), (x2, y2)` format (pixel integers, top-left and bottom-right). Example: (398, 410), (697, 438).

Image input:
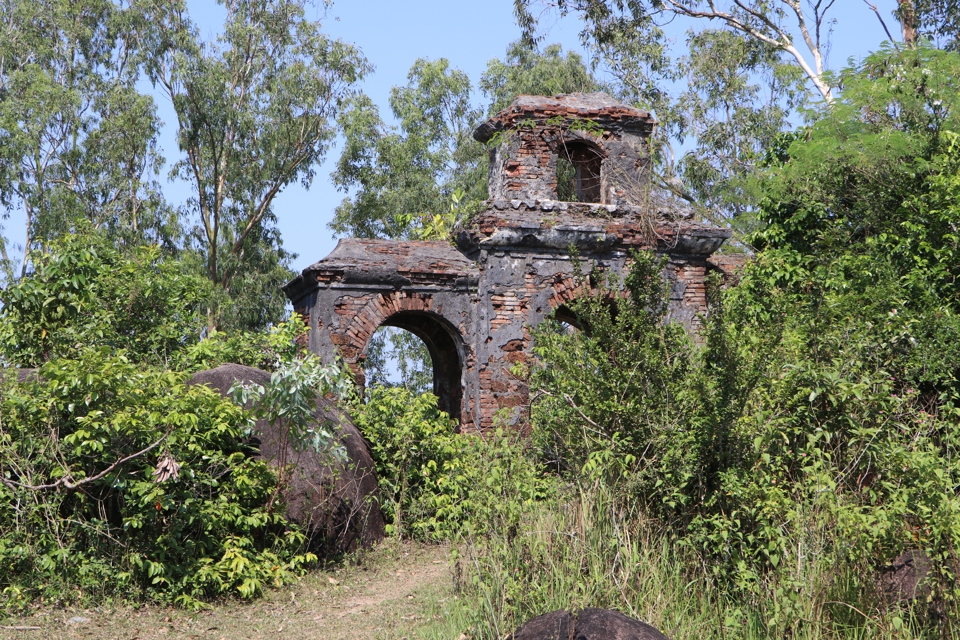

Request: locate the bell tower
(472, 92), (656, 205)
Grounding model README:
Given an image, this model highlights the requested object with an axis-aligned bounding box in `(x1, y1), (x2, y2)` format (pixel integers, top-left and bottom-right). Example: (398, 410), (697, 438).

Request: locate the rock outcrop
(507, 608), (670, 640)
(188, 363), (385, 554)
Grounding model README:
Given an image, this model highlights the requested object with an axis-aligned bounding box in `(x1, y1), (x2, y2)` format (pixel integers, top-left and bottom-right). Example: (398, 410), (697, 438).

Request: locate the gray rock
(507, 608), (670, 640)
(187, 364), (385, 554)
(880, 549), (933, 604)
(16, 368), (38, 383)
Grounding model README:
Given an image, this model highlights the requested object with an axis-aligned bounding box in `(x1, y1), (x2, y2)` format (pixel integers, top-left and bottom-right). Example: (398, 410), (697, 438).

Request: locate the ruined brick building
(284, 93), (731, 432)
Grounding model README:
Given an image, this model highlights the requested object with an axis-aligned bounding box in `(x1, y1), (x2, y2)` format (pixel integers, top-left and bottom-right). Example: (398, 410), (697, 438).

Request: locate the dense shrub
(521, 49), (960, 636)
(528, 245), (960, 633)
(531, 251), (723, 508)
(0, 350), (314, 609)
(177, 315), (310, 373)
(0, 230), (205, 367)
(352, 386), (554, 540)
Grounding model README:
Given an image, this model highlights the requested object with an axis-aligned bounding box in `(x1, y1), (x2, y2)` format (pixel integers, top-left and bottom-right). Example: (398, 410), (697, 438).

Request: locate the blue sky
(11, 1), (897, 276)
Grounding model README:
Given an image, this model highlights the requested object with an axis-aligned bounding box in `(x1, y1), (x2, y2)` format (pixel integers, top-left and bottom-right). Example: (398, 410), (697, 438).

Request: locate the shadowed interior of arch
(360, 310), (465, 422)
(551, 304), (583, 333)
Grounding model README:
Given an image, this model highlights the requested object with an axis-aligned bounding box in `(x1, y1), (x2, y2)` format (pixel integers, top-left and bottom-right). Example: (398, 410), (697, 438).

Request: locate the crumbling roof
(473, 92), (656, 143)
(284, 239), (478, 299)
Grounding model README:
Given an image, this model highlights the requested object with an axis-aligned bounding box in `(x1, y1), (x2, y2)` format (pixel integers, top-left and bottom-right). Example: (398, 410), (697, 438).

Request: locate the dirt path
(0, 541), (470, 640)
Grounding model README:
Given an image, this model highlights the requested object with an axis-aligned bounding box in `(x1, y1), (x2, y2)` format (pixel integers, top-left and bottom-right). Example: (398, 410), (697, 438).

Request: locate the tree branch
(666, 0), (835, 101)
(862, 0), (899, 46)
(1, 434), (169, 492)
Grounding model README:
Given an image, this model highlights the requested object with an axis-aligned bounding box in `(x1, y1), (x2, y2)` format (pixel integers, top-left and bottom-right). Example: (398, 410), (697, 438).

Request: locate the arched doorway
(362, 310), (466, 422)
(551, 304), (583, 333)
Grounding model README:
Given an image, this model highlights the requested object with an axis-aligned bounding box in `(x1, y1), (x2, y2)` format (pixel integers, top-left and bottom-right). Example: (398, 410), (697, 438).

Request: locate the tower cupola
(473, 92), (656, 206)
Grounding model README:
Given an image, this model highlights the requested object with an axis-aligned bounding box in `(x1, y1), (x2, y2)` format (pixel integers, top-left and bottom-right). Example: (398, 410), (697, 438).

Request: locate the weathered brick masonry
(284, 93), (732, 432)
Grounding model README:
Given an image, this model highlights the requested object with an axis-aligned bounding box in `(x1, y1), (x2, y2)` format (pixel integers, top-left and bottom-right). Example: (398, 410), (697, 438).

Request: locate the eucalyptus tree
(511, 0), (931, 230)
(332, 58), (481, 240)
(142, 0), (369, 330)
(481, 41), (598, 115)
(911, 0), (960, 49)
(0, 0), (172, 283)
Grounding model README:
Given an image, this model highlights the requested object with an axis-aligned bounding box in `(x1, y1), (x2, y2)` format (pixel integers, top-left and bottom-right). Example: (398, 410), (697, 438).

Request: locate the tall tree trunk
(899, 0), (917, 46)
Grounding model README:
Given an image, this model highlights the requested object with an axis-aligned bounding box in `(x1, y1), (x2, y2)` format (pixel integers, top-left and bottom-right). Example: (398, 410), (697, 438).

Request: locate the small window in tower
(555, 141), (603, 203)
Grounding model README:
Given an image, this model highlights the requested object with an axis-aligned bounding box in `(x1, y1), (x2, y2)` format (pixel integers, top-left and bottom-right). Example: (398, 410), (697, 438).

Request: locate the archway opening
(361, 311), (465, 422)
(551, 304), (583, 334)
(364, 326), (433, 395)
(556, 140), (603, 203)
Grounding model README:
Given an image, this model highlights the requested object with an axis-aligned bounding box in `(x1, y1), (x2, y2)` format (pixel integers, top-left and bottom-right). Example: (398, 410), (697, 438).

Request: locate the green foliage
(0, 229), (204, 367)
(0, 0), (175, 282)
(479, 42), (597, 115)
(682, 46), (960, 622)
(748, 46), (960, 393)
(332, 58), (485, 240)
(911, 0), (960, 50)
(177, 316), (309, 373)
(0, 349), (314, 608)
(459, 485), (917, 640)
(531, 240), (960, 631)
(531, 251), (707, 503)
(524, 48), (960, 633)
(230, 354), (355, 461)
(683, 260), (960, 628)
(754, 46), (960, 259)
(352, 387), (553, 541)
(674, 28), (806, 226)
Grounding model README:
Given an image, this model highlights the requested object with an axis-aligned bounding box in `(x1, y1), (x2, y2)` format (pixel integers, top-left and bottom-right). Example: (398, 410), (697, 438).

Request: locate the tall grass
(455, 484), (943, 639)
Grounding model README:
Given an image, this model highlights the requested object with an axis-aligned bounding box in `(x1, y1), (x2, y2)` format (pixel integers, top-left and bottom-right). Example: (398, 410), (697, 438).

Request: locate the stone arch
(545, 274), (631, 335)
(547, 275), (592, 311)
(551, 304), (583, 332)
(342, 291), (467, 421)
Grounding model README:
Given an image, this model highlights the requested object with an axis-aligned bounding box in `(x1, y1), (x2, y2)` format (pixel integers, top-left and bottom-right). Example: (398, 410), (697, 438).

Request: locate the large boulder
(187, 363), (385, 554)
(880, 549), (933, 605)
(507, 608), (670, 640)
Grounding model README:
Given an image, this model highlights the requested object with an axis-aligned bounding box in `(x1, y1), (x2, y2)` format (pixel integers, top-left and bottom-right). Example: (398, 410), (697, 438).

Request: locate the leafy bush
(177, 315), (310, 373)
(0, 230), (205, 367)
(529, 245), (960, 631)
(230, 354), (356, 462)
(0, 349), (314, 608)
(522, 50), (960, 635)
(531, 250), (750, 517)
(352, 386), (553, 540)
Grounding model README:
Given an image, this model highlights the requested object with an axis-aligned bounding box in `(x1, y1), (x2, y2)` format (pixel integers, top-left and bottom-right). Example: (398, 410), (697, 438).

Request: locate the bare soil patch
(0, 540), (469, 640)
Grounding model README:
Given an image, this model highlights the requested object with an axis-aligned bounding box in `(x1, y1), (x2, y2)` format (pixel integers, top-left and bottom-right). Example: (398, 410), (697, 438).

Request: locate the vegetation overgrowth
(447, 45), (960, 638)
(2, 12), (960, 640)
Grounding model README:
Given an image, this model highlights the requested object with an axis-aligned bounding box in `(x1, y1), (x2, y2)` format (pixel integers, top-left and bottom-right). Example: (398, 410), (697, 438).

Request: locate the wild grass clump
(458, 484), (939, 639)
